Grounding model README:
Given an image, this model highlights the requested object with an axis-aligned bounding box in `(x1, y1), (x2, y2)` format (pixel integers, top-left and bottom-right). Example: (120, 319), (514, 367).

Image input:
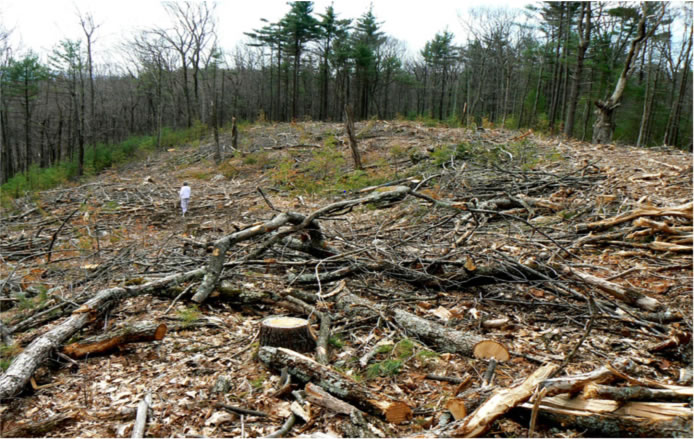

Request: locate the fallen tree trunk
(575, 201), (693, 233)
(0, 412), (78, 437)
(192, 186), (411, 304)
(192, 213), (297, 303)
(293, 257), (549, 291)
(520, 394), (693, 437)
(62, 321), (167, 359)
(305, 382), (360, 415)
(561, 265), (660, 311)
(0, 268), (205, 401)
(539, 359), (635, 397)
(334, 291), (485, 357)
(131, 393), (152, 438)
(583, 383), (693, 402)
(258, 346), (412, 424)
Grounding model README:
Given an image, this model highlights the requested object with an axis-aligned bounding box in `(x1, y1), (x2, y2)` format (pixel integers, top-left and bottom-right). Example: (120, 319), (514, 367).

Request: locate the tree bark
(0, 268), (205, 400)
(453, 364), (559, 437)
(259, 316), (316, 353)
(565, 3), (591, 138)
(62, 321), (167, 359)
(334, 290), (486, 357)
(593, 3), (664, 144)
(523, 394), (693, 437)
(344, 104), (362, 170)
(258, 346), (412, 423)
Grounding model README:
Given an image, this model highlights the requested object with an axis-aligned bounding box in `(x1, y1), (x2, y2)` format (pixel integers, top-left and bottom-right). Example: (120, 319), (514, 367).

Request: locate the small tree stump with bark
(259, 317), (316, 353)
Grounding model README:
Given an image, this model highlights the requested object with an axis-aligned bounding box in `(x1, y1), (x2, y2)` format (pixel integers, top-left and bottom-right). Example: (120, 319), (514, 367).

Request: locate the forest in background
(0, 1), (692, 187)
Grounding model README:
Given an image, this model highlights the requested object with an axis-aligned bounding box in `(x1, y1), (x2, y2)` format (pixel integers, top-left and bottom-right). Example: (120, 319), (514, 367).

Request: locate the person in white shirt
(179, 182), (191, 217)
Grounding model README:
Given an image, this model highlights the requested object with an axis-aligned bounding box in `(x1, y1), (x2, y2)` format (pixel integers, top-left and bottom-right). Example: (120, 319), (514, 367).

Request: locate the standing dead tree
(344, 103), (363, 170)
(592, 2), (666, 144)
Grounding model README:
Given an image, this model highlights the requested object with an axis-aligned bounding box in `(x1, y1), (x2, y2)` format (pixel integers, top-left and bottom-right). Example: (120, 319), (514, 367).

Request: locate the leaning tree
(592, 2), (665, 145)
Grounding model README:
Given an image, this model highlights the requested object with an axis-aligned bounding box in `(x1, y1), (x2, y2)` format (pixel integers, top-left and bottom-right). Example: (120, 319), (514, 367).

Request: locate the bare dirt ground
(1, 121), (692, 437)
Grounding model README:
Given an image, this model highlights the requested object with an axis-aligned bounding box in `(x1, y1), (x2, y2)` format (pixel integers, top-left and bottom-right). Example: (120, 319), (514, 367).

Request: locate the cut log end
(445, 398), (467, 420)
(473, 340), (510, 362)
(259, 316), (316, 353)
(154, 324), (167, 340)
(370, 400), (413, 424)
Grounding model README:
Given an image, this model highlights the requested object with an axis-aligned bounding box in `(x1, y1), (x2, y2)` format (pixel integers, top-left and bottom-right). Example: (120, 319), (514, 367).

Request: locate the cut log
(334, 291), (486, 357)
(63, 322), (167, 359)
(131, 393), (152, 438)
(520, 394), (693, 437)
(305, 382), (359, 415)
(539, 359), (634, 397)
(258, 346), (412, 424)
(561, 265), (661, 311)
(576, 201), (693, 233)
(473, 340), (510, 386)
(259, 317), (316, 353)
(445, 398), (468, 420)
(0, 267), (205, 400)
(473, 340), (510, 361)
(453, 363), (558, 437)
(583, 383), (693, 402)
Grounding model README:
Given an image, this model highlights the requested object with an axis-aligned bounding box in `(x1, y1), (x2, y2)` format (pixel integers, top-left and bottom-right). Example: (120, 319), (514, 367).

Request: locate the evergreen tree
(279, 1), (319, 120)
(351, 7), (386, 119)
(317, 5), (351, 120)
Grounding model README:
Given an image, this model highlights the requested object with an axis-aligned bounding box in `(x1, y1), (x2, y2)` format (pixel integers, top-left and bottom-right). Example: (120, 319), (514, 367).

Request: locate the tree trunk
(565, 3), (592, 138)
(593, 3), (663, 144)
(258, 346), (412, 423)
(637, 43), (654, 147)
(548, 3), (565, 131)
(259, 316), (316, 353)
(0, 268), (205, 400)
(344, 104), (362, 170)
(62, 321), (167, 359)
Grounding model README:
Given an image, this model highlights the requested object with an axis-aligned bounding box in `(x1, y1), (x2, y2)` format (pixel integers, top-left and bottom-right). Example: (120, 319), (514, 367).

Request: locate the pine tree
(279, 1), (319, 120)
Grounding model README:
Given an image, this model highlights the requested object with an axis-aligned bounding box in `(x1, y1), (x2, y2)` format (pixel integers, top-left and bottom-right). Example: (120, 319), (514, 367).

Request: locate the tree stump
(259, 317), (316, 353)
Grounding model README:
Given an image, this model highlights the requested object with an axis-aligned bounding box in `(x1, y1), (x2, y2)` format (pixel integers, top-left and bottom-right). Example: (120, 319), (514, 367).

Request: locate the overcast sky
(1, 0), (531, 63)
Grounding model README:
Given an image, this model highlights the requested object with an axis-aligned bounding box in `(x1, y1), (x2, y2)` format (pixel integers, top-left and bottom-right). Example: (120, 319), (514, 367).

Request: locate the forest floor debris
(0, 121), (691, 437)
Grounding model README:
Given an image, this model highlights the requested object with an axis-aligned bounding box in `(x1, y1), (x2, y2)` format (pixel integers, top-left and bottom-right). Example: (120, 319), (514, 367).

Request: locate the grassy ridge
(0, 123), (208, 208)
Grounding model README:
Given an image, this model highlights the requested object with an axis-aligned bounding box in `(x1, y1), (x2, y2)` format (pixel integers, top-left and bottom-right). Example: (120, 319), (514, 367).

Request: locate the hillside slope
(1, 121), (692, 437)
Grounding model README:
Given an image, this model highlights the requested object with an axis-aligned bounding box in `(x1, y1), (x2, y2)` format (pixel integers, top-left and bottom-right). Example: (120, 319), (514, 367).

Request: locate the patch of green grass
(250, 374), (267, 389)
(17, 293), (35, 310)
(323, 134), (338, 147)
(0, 343), (20, 371)
(329, 335), (345, 349)
(375, 343), (395, 354)
(431, 145), (457, 166)
(104, 200), (119, 212)
(218, 160), (239, 179)
(388, 144), (409, 161)
(241, 150), (274, 168)
(177, 305), (201, 327)
(188, 170), (214, 180)
(416, 350), (439, 360)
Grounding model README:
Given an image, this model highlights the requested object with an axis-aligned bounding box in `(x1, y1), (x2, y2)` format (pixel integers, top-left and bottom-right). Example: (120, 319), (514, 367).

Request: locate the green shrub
(329, 335), (345, 348)
(366, 359), (403, 378)
(430, 145), (456, 166)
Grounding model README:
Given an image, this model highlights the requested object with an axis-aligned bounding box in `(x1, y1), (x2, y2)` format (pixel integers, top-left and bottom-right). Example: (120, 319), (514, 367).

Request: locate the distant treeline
(0, 1), (691, 184)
